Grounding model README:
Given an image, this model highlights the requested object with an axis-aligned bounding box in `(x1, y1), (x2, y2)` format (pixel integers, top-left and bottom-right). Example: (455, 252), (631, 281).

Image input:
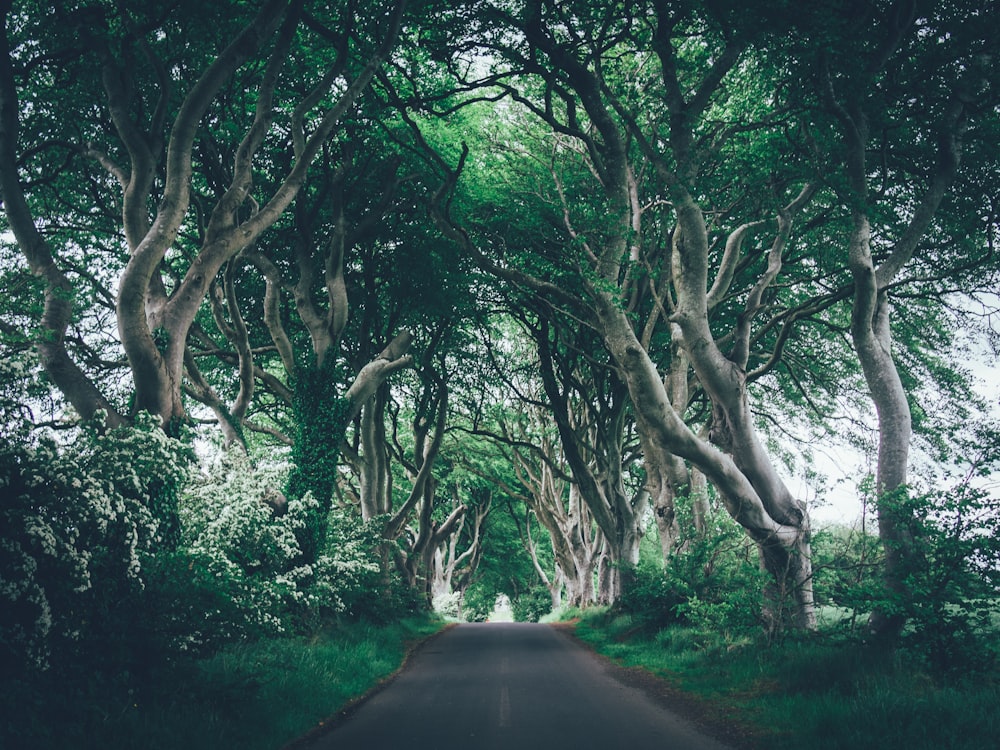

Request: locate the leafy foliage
(286, 359), (353, 561)
(810, 521), (883, 621)
(0, 410), (396, 683)
(511, 585), (552, 623)
(617, 508), (766, 644)
(811, 476), (1000, 675)
(874, 483), (1000, 673)
(0, 412), (191, 674)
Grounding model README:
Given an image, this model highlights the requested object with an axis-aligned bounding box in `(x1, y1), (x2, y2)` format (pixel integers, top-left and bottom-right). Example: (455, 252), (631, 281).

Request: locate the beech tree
(417, 0), (822, 629)
(401, 0), (999, 634)
(0, 0), (409, 436)
(803, 0), (1000, 639)
(505, 400), (604, 608)
(531, 315), (647, 602)
(2, 0), (997, 642)
(240, 128), (427, 558)
(429, 481), (491, 603)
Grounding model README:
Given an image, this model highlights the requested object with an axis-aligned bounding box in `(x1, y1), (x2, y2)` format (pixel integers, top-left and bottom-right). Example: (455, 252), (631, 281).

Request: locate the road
(294, 622), (736, 750)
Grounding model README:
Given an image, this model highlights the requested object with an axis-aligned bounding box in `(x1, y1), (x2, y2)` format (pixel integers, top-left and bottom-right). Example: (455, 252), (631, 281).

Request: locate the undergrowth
(0, 615), (444, 750)
(563, 608), (1000, 750)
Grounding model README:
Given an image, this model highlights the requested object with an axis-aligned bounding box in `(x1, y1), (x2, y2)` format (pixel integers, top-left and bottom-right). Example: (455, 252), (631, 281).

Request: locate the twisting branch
(0, 15), (125, 425)
(731, 183), (817, 369)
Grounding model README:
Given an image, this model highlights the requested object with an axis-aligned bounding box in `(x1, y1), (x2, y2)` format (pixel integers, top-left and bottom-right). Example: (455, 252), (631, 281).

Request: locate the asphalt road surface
(298, 622), (735, 750)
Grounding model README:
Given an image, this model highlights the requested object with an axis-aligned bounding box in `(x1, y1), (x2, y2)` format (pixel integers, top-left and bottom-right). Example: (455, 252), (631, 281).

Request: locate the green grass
(2, 615), (445, 750)
(563, 609), (1000, 749)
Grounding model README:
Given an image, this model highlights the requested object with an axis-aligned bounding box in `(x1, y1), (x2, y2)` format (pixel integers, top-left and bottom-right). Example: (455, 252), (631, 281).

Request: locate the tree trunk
(596, 546), (614, 606)
(358, 386), (393, 521)
(849, 216), (921, 641)
(594, 291), (817, 629)
(0, 23), (125, 426)
(828, 29), (968, 638)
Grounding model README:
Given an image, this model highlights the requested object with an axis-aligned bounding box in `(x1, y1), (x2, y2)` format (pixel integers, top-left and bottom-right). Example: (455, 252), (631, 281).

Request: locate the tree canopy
(2, 0), (999, 686)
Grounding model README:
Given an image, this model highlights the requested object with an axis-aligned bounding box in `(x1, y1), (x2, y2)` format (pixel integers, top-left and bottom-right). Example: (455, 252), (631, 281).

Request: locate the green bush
(810, 523), (882, 620)
(0, 403), (431, 748)
(617, 513), (764, 641)
(0, 414), (404, 681)
(616, 559), (688, 627)
(813, 480), (1000, 673)
(877, 484), (1000, 674)
(574, 605), (1000, 750)
(461, 583), (499, 622)
(512, 584), (552, 622)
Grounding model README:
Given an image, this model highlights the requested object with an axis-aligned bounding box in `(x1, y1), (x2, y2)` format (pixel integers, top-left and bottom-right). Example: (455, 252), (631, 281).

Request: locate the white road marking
(499, 685), (511, 727)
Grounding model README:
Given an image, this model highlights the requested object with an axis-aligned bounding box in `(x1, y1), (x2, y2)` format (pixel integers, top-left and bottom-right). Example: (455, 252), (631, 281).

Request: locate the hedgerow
(0, 410), (388, 681)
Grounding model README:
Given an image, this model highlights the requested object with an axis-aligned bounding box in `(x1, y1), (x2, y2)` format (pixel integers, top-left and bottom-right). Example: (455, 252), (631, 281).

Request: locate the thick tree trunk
(653, 458), (710, 560)
(594, 291), (816, 629)
(830, 39), (967, 638)
(849, 215), (920, 641)
(549, 568), (565, 611)
(358, 386), (393, 521)
(557, 484), (599, 606)
(286, 336), (412, 563)
(596, 546), (615, 606)
(647, 341), (710, 558)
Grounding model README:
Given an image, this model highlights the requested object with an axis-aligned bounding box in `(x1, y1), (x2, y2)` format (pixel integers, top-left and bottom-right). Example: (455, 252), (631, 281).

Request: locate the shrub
(460, 584), (495, 622)
(617, 559), (688, 627)
(180, 452), (385, 635)
(812, 478), (1000, 673)
(433, 591), (463, 619)
(810, 523), (882, 620)
(617, 511), (764, 641)
(877, 483), (1000, 673)
(0, 413), (191, 675)
(512, 584), (552, 622)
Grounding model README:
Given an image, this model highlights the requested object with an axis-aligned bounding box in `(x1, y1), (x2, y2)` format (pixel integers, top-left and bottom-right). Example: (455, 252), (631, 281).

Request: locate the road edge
(280, 622), (458, 750)
(548, 622), (765, 750)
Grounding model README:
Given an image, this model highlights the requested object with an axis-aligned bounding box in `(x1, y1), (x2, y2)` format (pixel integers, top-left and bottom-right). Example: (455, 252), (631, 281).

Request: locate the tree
(418, 0), (821, 629)
(532, 314), (646, 602)
(805, 0), (1000, 640)
(0, 0), (408, 434)
(430, 481), (492, 603)
(503, 390), (603, 608)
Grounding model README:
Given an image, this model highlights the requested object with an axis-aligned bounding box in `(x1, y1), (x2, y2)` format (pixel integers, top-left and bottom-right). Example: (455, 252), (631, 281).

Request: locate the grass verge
(1, 614), (445, 750)
(561, 608), (1000, 750)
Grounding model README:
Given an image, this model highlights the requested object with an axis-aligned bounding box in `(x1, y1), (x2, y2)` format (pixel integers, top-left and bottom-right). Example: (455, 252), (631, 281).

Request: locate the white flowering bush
(308, 507), (389, 622)
(0, 413), (191, 673)
(179, 452), (383, 635)
(1, 406), (397, 680)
